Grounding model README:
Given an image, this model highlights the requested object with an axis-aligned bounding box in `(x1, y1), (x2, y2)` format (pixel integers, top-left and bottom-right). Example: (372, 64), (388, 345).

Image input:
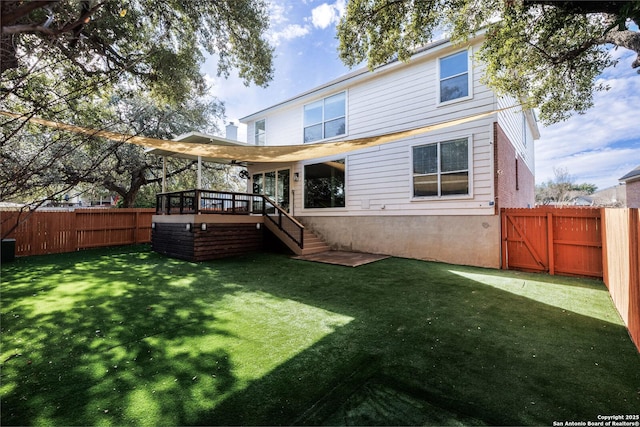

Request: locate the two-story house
(238, 36), (539, 268)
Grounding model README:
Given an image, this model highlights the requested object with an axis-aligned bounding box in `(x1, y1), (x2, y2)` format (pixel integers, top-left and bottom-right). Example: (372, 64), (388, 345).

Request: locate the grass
(1, 245), (638, 426)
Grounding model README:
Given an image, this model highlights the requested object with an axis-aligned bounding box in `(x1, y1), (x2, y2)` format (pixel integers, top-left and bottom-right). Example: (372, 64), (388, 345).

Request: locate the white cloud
(536, 67), (640, 190)
(311, 0), (346, 29)
(268, 24), (310, 46)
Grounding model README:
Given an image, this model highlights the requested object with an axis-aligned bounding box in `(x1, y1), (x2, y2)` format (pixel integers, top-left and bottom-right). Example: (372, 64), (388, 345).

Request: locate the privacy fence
(501, 207), (640, 352)
(1, 208), (154, 257)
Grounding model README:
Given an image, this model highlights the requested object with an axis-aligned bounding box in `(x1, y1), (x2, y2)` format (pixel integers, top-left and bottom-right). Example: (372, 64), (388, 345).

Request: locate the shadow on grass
(1, 247), (639, 426)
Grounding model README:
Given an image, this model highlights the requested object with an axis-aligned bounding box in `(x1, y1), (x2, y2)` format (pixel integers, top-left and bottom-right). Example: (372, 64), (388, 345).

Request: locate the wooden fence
(501, 207), (640, 352)
(501, 207), (603, 278)
(602, 208), (640, 352)
(1, 208), (155, 257)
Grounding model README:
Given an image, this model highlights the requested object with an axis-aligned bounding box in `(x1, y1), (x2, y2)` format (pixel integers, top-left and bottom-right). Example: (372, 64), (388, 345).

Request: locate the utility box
(1, 239), (16, 263)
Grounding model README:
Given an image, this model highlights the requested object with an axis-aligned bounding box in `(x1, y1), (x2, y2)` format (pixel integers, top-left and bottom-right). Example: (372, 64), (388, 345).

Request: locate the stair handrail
(261, 196), (304, 249)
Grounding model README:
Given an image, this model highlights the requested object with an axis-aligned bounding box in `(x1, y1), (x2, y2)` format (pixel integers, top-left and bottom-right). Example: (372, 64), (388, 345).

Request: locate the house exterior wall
(627, 180), (640, 208)
(495, 123), (535, 208)
(239, 37), (538, 267)
(298, 215), (501, 268)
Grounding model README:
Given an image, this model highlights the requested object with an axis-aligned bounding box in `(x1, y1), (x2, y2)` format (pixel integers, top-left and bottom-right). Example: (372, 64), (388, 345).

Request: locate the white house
(239, 36), (539, 268)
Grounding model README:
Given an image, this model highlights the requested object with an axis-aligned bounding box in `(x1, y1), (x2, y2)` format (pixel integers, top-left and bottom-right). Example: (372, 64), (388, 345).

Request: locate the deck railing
(155, 189), (304, 248)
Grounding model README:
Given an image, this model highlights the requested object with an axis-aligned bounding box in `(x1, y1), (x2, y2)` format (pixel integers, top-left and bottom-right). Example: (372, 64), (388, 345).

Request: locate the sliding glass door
(252, 169), (290, 212)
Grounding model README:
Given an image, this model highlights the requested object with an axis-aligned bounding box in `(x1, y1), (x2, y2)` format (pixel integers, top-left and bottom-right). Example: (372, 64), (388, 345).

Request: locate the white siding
(497, 96), (536, 172)
(246, 40), (501, 217)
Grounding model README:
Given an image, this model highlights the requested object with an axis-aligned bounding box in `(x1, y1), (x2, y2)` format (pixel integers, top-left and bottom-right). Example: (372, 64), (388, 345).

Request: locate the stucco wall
(298, 215), (501, 268)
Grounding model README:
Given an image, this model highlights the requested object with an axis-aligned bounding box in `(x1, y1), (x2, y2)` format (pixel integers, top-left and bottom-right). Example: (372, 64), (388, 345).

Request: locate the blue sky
(204, 0), (640, 191)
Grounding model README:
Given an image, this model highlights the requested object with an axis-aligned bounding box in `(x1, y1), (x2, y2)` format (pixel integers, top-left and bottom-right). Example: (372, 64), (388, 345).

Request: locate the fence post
(602, 208), (609, 287)
(547, 212), (555, 275)
(500, 209), (507, 270)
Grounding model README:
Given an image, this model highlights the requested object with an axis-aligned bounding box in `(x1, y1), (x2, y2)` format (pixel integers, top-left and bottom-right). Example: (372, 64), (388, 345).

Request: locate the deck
(152, 189), (329, 261)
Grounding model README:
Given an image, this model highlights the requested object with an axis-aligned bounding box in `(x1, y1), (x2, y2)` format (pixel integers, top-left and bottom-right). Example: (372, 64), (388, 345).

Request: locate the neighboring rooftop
(619, 165), (640, 183)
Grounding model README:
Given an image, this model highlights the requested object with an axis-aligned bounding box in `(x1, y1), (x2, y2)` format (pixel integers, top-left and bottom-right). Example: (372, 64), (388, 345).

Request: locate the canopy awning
(0, 108), (510, 164)
(145, 131), (252, 165)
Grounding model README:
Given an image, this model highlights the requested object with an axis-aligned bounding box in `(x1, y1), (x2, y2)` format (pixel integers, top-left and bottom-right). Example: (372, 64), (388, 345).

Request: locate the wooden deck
(152, 190), (330, 261)
(293, 251), (390, 267)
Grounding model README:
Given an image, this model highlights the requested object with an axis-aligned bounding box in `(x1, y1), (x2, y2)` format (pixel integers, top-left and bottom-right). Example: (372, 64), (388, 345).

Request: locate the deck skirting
(152, 221), (263, 261)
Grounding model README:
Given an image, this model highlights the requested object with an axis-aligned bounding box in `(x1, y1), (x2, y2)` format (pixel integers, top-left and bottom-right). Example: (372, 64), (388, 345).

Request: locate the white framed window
(303, 92), (346, 143)
(412, 137), (470, 198)
(438, 50), (472, 104)
(254, 119), (266, 145)
(303, 159), (346, 208)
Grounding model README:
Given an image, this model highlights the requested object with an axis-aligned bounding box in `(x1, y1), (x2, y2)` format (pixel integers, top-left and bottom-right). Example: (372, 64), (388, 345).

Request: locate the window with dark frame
(413, 138), (469, 197)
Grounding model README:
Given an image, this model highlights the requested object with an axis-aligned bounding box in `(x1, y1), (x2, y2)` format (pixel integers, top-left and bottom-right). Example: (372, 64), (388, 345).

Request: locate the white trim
(436, 47), (474, 106)
(409, 133), (474, 201)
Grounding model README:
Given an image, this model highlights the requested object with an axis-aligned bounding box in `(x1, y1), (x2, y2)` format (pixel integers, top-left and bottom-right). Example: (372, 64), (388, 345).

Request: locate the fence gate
(501, 207), (603, 278)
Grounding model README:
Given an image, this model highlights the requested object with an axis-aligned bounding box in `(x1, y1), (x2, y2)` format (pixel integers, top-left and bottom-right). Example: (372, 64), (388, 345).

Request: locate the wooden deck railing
(155, 189), (304, 249)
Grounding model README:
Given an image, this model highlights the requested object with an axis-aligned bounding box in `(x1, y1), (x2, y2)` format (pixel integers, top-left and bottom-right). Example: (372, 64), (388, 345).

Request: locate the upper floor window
(304, 92), (346, 143)
(255, 119), (266, 145)
(438, 50), (470, 103)
(413, 138), (469, 197)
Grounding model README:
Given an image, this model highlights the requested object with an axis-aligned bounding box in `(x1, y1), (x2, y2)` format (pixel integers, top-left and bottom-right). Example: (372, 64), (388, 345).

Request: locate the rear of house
(240, 36), (539, 269)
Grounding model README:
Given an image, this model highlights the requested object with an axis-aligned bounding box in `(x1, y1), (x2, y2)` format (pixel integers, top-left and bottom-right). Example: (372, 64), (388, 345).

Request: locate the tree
(0, 93), (240, 208)
(336, 0), (640, 124)
(1, 1), (271, 236)
(535, 167), (597, 205)
(1, 0), (274, 102)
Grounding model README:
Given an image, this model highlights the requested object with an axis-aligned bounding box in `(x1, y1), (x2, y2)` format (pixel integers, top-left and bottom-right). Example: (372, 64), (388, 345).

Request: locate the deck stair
(262, 218), (330, 256)
(301, 229), (330, 255)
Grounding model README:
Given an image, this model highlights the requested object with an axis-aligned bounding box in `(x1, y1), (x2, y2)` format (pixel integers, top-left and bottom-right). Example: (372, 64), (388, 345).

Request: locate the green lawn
(1, 245), (638, 426)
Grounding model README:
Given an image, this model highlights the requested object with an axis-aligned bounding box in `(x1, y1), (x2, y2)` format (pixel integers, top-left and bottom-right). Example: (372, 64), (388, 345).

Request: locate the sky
(204, 0), (640, 191)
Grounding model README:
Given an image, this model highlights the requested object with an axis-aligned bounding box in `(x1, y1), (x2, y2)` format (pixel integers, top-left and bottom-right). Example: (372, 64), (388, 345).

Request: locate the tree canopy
(337, 0), (640, 124)
(1, 0), (273, 210)
(1, 0), (274, 103)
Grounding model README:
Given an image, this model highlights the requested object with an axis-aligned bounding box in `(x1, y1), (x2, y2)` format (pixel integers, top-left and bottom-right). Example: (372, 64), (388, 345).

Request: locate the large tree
(337, 0), (640, 124)
(0, 92), (237, 208)
(1, 0), (274, 100)
(0, 0), (272, 237)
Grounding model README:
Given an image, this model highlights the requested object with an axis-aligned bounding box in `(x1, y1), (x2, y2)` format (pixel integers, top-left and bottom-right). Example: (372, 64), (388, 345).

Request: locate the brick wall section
(494, 122), (535, 209)
(626, 180), (640, 208)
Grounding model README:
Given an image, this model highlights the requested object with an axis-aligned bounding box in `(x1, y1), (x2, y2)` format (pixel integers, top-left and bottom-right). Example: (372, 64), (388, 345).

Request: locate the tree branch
(0, 0), (57, 28)
(603, 28), (640, 68)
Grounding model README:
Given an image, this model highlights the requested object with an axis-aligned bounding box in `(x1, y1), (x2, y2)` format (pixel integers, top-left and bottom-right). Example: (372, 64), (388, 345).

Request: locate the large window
(439, 51), (470, 103)
(304, 92), (346, 143)
(254, 119), (265, 145)
(413, 138), (469, 197)
(304, 159), (345, 208)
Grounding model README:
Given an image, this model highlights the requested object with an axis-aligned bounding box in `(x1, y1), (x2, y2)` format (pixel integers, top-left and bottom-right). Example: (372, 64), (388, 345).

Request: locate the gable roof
(619, 165), (640, 183)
